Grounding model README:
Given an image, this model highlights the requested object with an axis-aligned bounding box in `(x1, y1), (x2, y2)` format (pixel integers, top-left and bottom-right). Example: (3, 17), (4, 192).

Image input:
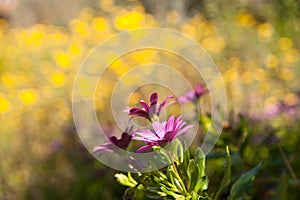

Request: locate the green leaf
(183, 148), (191, 169)
(176, 195), (186, 200)
(161, 186), (181, 198)
(169, 139), (183, 165)
(194, 148), (206, 177)
(194, 175), (208, 193)
(229, 162), (262, 200)
(214, 146), (231, 200)
(189, 164), (200, 192)
(187, 160), (195, 190)
(274, 172), (288, 200)
(115, 173), (137, 187)
(168, 168), (185, 193)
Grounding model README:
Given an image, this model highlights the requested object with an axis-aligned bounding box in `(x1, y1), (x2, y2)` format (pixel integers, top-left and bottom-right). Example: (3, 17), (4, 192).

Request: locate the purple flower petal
(150, 93), (158, 104)
(158, 95), (174, 113)
(126, 92), (174, 121)
(139, 100), (150, 111)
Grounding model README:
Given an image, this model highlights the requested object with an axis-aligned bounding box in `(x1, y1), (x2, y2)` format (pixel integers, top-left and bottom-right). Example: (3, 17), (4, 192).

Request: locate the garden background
(0, 0), (300, 199)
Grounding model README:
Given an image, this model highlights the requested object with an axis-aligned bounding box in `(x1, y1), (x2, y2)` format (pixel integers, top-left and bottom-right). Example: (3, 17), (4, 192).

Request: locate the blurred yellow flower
(19, 90), (36, 105)
(265, 54), (279, 68)
(0, 96), (10, 113)
(68, 43), (82, 56)
(283, 48), (299, 63)
(69, 19), (90, 36)
(226, 70), (238, 82)
(181, 24), (197, 38)
(228, 57), (242, 68)
(258, 82), (270, 93)
(235, 12), (256, 27)
(278, 68), (294, 81)
(114, 11), (145, 30)
(55, 52), (72, 67)
(110, 60), (129, 76)
(277, 37), (292, 51)
(1, 73), (14, 86)
(284, 93), (299, 106)
(201, 36), (225, 53)
(253, 68), (266, 81)
(264, 96), (278, 107)
(242, 71), (253, 84)
(99, 0), (115, 11)
(167, 11), (181, 25)
(257, 23), (273, 41)
(92, 17), (108, 32)
(51, 72), (66, 87)
(129, 92), (141, 105)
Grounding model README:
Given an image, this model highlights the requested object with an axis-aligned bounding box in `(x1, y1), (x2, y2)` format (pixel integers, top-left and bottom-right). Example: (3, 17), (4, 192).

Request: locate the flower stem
(168, 151), (188, 194)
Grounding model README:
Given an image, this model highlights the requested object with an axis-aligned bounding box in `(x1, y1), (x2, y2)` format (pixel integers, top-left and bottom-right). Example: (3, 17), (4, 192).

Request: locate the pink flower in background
(133, 116), (193, 152)
(178, 84), (208, 103)
(93, 126), (135, 154)
(125, 93), (175, 121)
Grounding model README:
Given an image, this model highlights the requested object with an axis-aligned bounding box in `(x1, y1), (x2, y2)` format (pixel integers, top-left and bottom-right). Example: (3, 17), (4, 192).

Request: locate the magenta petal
(164, 131), (175, 141)
(178, 90), (196, 103)
(165, 116), (175, 132)
(123, 107), (131, 113)
(136, 144), (153, 153)
(139, 100), (150, 111)
(150, 93), (158, 103)
(176, 125), (194, 136)
(129, 108), (150, 119)
(152, 121), (165, 139)
(133, 130), (159, 142)
(93, 143), (115, 153)
(158, 95), (174, 113)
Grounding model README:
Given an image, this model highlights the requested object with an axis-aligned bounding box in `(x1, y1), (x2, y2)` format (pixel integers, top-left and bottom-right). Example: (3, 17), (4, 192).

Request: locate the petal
(176, 125), (194, 136)
(150, 93), (158, 103)
(133, 130), (159, 142)
(165, 116), (175, 132)
(123, 107), (131, 113)
(93, 143), (115, 153)
(164, 131), (175, 142)
(158, 95), (174, 113)
(139, 100), (150, 111)
(178, 90), (196, 103)
(152, 121), (165, 139)
(129, 108), (150, 119)
(109, 136), (118, 144)
(195, 84), (209, 98)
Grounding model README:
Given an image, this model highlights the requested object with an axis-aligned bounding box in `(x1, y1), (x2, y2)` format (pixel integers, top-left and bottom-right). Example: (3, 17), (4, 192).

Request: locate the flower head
(93, 126), (134, 154)
(178, 84), (208, 103)
(133, 116), (193, 152)
(125, 92), (175, 121)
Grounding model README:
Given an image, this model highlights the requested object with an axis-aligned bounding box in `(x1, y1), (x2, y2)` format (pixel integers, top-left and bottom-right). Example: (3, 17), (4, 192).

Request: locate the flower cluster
(94, 87), (208, 154)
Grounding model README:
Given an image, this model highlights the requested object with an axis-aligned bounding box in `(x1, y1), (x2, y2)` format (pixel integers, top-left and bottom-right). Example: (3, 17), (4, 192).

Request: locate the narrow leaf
(229, 162), (262, 200)
(214, 146), (231, 200)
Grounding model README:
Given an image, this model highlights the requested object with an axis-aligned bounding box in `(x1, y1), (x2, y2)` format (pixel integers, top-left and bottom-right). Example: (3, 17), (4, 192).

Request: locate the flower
(93, 127), (134, 154)
(125, 92), (175, 121)
(178, 84), (208, 103)
(133, 116), (193, 152)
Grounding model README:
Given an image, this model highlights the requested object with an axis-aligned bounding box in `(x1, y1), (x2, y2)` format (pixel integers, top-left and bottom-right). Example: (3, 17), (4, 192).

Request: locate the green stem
(277, 143), (300, 189)
(168, 151), (188, 194)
